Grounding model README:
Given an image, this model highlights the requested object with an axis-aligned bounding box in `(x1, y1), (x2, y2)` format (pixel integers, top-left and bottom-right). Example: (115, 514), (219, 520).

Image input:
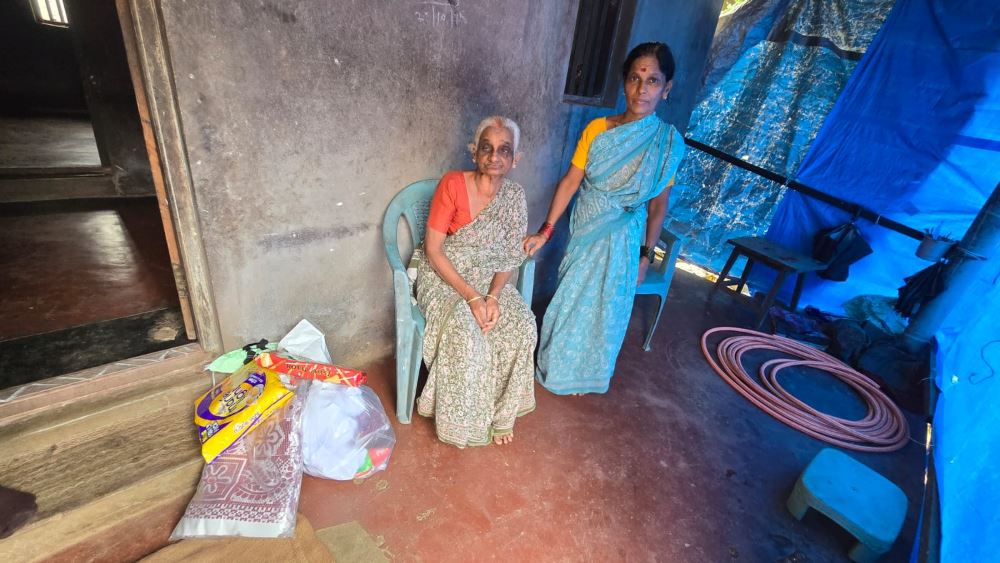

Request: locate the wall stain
(261, 224), (372, 250)
(199, 123), (217, 153)
(260, 1), (297, 24)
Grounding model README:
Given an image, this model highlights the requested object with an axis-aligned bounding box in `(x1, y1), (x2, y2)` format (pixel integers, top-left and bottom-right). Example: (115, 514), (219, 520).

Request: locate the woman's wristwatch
(639, 245), (656, 262)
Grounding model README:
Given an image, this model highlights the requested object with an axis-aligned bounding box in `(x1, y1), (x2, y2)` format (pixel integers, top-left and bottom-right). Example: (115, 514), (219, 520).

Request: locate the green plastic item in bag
(205, 340), (277, 373)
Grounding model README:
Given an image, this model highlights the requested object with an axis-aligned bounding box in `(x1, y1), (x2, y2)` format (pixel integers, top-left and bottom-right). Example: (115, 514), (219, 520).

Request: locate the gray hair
(469, 115), (521, 154)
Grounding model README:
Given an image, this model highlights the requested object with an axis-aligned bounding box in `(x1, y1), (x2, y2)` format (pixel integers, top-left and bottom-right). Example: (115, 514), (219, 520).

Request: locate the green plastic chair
(634, 227), (682, 351)
(382, 178), (535, 423)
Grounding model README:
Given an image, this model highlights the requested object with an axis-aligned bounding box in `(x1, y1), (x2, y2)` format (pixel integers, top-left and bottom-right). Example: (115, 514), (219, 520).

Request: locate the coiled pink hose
(700, 327), (909, 452)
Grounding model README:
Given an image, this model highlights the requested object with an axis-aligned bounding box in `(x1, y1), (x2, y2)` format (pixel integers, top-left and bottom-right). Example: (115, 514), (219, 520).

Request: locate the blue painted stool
(786, 448), (908, 562)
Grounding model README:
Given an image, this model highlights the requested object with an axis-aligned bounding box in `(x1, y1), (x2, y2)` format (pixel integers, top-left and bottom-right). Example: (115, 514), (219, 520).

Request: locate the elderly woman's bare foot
(492, 433), (513, 445)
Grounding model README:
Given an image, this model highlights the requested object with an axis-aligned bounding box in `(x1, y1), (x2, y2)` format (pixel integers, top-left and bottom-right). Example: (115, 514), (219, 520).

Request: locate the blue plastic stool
(786, 448), (908, 562)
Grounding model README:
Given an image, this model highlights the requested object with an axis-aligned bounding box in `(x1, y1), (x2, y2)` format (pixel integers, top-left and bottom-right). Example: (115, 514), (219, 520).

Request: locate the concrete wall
(159, 0), (579, 361)
(158, 0), (721, 364)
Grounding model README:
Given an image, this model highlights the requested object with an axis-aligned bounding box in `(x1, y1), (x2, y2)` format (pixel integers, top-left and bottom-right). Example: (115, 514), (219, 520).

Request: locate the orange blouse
(426, 171), (473, 235)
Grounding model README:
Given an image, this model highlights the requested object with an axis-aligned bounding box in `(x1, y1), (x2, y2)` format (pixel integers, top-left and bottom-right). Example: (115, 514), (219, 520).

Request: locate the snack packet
(255, 352), (367, 387)
(194, 361), (294, 463)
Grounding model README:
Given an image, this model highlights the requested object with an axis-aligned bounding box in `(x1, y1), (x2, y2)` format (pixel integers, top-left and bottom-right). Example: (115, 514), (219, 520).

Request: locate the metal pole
(903, 182), (1000, 352)
(683, 137), (926, 240)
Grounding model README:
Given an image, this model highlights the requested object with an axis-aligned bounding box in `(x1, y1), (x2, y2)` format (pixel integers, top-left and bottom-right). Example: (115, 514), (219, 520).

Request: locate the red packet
(255, 352), (367, 387)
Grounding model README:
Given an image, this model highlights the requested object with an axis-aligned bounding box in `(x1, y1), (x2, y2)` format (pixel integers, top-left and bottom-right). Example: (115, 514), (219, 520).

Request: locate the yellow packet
(194, 362), (293, 463)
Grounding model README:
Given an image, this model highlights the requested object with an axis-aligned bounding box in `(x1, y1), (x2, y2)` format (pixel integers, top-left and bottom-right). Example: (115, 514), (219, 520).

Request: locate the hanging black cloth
(812, 220), (873, 281)
(895, 262), (947, 318)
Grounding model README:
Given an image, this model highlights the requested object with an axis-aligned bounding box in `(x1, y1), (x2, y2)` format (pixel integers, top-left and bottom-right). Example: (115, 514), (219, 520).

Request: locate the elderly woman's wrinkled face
(473, 125), (516, 178)
(623, 55), (672, 118)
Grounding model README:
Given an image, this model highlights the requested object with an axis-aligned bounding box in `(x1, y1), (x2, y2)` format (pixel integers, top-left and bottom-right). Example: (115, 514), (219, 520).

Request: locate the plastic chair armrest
(392, 270), (416, 324)
(516, 258), (535, 306)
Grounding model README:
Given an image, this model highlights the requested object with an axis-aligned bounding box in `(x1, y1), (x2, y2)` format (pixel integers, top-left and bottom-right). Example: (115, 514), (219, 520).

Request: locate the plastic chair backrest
(653, 228), (680, 272)
(382, 179), (439, 273)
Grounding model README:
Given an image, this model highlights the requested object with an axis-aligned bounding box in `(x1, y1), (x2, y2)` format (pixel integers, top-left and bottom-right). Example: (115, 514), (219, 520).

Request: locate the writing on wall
(414, 1), (467, 29)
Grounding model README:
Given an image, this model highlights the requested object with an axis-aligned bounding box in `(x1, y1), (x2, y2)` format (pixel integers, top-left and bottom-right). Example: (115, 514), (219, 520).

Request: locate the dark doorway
(0, 0), (192, 390)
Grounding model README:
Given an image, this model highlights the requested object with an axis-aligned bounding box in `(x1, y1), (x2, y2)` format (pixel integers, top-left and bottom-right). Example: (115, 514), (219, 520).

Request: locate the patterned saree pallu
(194, 362), (294, 463)
(254, 351), (367, 387)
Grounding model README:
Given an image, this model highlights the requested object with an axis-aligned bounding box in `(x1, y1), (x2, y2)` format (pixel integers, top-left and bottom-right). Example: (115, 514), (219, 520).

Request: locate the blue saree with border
(536, 114), (686, 394)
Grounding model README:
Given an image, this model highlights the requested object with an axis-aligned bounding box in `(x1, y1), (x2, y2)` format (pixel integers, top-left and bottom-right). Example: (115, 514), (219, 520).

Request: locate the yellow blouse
(570, 118), (609, 170)
(570, 117), (678, 195)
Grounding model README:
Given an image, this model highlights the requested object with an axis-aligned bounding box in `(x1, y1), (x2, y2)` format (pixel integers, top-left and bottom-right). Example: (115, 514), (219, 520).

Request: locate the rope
(700, 327), (909, 452)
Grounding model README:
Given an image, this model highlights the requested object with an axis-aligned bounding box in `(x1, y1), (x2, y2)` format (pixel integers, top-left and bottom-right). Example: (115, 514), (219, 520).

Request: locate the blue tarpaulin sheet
(765, 0), (999, 312)
(762, 1), (1000, 560)
(671, 0), (895, 270)
(932, 268), (1000, 562)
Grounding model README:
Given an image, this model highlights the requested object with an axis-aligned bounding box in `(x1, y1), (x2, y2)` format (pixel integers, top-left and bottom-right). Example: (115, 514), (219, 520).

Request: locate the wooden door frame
(115, 0), (223, 352)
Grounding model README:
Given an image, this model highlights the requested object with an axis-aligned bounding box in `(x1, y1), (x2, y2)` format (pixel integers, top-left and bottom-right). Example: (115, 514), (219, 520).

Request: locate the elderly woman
(524, 42), (687, 395)
(415, 116), (536, 447)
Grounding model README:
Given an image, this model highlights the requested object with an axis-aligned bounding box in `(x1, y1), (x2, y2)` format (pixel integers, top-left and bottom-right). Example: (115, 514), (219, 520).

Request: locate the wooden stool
(710, 236), (827, 328)
(787, 448), (908, 562)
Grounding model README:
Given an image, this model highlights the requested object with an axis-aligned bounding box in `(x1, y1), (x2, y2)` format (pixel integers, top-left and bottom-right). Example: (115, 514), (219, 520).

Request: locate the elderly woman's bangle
(466, 295), (484, 304)
(484, 294), (499, 302)
(538, 222), (555, 240)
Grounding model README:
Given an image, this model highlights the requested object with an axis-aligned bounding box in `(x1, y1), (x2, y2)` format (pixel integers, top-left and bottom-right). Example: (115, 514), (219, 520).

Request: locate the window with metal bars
(563, 0), (637, 107)
(30, 0), (69, 27)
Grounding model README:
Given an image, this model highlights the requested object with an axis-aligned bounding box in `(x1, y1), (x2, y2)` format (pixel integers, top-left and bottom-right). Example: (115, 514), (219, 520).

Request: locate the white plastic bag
(301, 381), (395, 480)
(279, 319), (332, 364)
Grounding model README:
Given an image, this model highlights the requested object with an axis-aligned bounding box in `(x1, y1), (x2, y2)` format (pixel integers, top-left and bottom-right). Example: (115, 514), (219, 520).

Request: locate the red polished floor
(299, 271), (924, 562)
(0, 198), (179, 340)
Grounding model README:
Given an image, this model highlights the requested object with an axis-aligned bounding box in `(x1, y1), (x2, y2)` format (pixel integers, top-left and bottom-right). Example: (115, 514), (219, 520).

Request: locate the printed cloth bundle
(178, 319), (395, 540)
(172, 393), (305, 539)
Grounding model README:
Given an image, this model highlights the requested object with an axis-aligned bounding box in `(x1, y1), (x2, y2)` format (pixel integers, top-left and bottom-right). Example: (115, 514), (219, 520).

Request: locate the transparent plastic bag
(171, 391), (306, 539)
(301, 381), (395, 480)
(279, 319), (333, 363)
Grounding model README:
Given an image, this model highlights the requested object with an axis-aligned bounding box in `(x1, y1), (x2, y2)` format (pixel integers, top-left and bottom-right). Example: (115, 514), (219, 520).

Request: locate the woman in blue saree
(524, 42), (686, 395)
